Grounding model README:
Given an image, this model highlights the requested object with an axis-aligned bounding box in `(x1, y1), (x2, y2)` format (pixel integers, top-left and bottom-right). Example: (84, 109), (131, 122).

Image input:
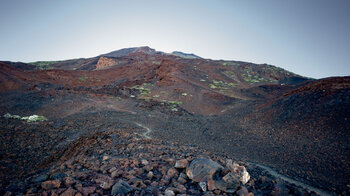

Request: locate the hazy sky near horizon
(0, 0), (349, 78)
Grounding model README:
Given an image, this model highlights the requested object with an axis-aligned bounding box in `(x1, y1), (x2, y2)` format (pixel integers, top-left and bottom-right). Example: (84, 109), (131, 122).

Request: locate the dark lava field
(0, 47), (349, 195)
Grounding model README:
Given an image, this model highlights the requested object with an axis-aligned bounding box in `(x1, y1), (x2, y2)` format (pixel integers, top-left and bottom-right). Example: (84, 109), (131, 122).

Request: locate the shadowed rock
(111, 180), (133, 195)
(186, 158), (224, 182)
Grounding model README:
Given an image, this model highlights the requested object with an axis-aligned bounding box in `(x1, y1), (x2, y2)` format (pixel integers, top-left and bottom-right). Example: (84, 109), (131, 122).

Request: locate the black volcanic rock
(102, 46), (157, 58)
(0, 61), (37, 70)
(0, 47), (347, 195)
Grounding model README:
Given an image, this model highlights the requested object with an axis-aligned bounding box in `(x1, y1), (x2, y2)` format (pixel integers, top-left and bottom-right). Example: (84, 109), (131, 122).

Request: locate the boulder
(226, 159), (250, 184)
(111, 180), (133, 195)
(186, 158), (223, 182)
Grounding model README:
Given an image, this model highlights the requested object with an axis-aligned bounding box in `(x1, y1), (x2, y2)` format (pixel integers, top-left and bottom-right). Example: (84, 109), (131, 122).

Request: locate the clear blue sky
(0, 0), (349, 78)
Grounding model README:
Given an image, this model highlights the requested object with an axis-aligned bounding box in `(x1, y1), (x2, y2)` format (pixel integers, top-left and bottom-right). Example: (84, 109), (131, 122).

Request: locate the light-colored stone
(199, 181), (207, 192)
(147, 171), (154, 179)
(141, 159), (149, 165)
(226, 159), (250, 184)
(164, 189), (175, 196)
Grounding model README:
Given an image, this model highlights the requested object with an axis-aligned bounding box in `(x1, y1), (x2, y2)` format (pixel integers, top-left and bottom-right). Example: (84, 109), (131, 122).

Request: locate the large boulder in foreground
(186, 158), (224, 182)
(186, 158), (251, 193)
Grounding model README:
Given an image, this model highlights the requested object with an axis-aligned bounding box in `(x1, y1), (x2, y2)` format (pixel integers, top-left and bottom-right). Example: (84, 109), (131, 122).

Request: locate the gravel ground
(0, 90), (347, 195)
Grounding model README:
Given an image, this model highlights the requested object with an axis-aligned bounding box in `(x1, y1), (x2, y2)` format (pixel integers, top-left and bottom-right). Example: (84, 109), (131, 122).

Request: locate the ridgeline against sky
(0, 0), (349, 78)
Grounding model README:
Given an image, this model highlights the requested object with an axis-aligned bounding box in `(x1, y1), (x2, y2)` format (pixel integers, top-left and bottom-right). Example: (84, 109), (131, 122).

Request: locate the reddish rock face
(96, 57), (119, 70)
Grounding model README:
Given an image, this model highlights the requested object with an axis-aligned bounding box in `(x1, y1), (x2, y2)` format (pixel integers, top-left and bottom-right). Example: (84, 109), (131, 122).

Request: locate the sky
(0, 0), (349, 79)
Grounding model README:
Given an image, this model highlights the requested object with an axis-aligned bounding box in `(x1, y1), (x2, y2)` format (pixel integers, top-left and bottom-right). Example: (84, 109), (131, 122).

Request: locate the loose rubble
(0, 128), (317, 195)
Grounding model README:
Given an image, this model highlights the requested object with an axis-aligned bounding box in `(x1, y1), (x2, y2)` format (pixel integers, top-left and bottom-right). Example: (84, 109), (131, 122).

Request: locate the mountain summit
(102, 46), (158, 58)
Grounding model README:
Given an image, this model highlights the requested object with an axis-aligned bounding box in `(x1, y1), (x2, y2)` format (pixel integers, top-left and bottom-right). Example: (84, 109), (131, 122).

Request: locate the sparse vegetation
(152, 61), (161, 65)
(209, 80), (235, 90)
(168, 101), (182, 105)
(29, 61), (60, 70)
(171, 108), (178, 112)
(221, 61), (240, 66)
(228, 83), (238, 87)
(79, 75), (89, 82)
(22, 115), (48, 122)
(109, 96), (121, 101)
(3, 113), (48, 122)
(131, 84), (152, 96)
(167, 100), (182, 112)
(209, 84), (217, 89)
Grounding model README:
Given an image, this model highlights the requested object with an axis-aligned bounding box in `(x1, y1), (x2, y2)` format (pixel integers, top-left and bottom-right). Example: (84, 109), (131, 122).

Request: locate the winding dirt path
(248, 162), (334, 196)
(134, 122), (152, 139)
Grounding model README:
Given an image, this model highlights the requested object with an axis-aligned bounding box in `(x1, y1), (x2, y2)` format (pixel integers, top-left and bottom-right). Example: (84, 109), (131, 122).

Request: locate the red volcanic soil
(0, 48), (349, 195)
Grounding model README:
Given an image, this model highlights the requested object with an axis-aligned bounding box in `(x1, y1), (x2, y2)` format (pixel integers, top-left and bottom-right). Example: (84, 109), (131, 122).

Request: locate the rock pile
(2, 130), (315, 195)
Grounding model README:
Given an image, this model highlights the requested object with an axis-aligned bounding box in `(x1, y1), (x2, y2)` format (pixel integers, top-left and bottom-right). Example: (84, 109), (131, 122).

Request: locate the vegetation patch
(170, 108), (178, 112)
(209, 80), (233, 90)
(79, 75), (89, 82)
(152, 61), (161, 65)
(131, 83), (153, 96)
(209, 84), (217, 89)
(29, 61), (60, 70)
(3, 113), (48, 123)
(168, 101), (182, 105)
(228, 83), (238, 87)
(109, 96), (121, 101)
(167, 100), (182, 112)
(221, 61), (239, 66)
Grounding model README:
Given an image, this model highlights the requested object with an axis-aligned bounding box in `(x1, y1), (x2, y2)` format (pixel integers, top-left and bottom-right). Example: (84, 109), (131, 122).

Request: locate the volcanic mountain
(0, 47), (349, 195)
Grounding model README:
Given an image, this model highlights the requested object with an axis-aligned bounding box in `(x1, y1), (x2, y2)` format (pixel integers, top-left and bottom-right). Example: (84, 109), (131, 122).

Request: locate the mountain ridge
(0, 47), (349, 194)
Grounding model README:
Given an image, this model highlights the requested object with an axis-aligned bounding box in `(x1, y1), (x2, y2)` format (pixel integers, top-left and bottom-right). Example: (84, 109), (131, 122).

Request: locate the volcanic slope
(0, 47), (349, 195)
(1, 46), (309, 114)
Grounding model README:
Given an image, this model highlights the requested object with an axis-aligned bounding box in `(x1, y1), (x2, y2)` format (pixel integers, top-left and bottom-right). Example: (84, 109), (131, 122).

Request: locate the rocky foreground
(1, 126), (318, 196)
